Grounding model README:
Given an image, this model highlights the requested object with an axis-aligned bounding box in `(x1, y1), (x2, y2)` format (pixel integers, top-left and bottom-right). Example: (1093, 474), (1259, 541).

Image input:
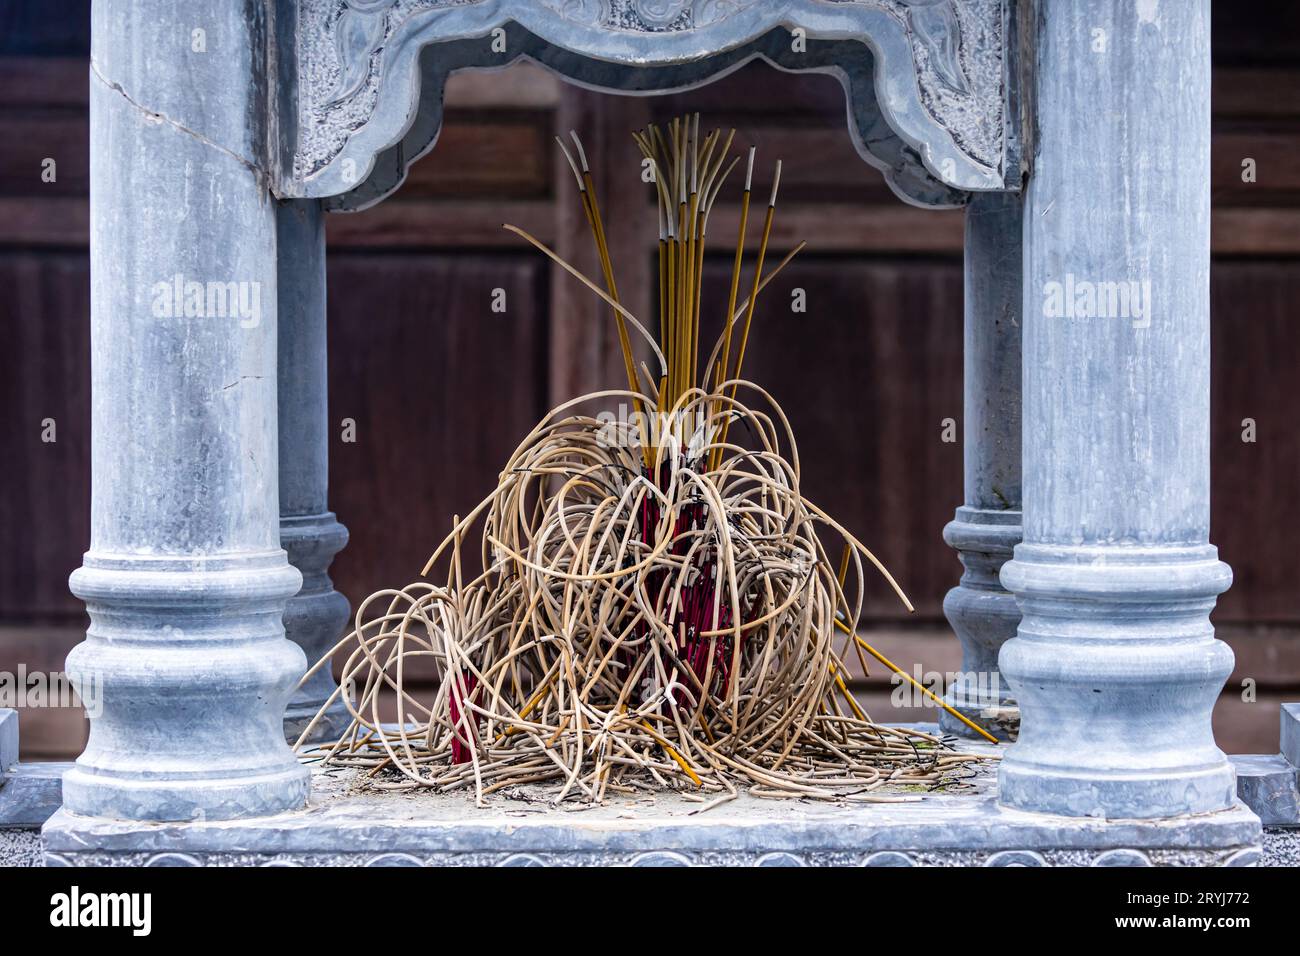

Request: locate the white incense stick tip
(555, 136), (585, 191)
(769, 160), (783, 206)
(569, 130), (590, 172)
(745, 146), (756, 190)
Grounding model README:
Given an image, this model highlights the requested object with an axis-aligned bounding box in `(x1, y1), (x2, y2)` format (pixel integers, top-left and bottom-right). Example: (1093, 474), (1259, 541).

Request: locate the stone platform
(40, 736), (1265, 867)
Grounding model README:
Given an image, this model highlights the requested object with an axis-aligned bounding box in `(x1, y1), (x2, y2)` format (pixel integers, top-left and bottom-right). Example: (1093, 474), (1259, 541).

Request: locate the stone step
(41, 738), (1264, 868)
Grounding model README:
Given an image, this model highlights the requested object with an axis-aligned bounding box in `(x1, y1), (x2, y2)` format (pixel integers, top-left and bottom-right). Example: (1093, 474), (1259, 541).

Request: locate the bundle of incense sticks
(298, 115), (995, 807)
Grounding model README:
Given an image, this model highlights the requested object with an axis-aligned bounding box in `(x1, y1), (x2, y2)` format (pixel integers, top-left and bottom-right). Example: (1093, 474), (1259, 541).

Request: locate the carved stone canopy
(281, 0), (1023, 211)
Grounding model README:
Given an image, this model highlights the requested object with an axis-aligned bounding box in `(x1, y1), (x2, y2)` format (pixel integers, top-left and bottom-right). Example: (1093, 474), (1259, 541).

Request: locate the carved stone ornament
(41, 846), (1264, 867)
(284, 0), (1021, 210)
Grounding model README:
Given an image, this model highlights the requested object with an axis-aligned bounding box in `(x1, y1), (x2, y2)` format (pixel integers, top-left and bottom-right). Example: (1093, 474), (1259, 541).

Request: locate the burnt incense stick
(717, 158), (781, 457)
(559, 133), (649, 465)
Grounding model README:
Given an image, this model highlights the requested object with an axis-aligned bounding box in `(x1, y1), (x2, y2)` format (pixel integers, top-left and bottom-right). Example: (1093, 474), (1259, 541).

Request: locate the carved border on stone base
(44, 846), (1262, 867)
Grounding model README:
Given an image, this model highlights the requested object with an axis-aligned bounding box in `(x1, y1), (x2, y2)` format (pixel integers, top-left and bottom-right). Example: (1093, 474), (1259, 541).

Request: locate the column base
(280, 513), (351, 745)
(941, 508), (1021, 741)
(1000, 762), (1239, 822)
(999, 543), (1236, 819)
(61, 764), (310, 824)
(940, 693), (1019, 742)
(67, 553), (310, 822)
(284, 700), (353, 746)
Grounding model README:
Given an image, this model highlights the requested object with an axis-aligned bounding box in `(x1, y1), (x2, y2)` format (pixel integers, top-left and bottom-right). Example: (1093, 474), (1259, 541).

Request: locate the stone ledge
(0, 762), (70, 828)
(1232, 754), (1299, 826)
(42, 754), (1263, 867)
(0, 709), (74, 830)
(1231, 704), (1300, 827)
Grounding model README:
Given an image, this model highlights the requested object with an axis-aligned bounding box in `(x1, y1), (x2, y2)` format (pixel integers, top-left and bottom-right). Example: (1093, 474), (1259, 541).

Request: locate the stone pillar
(277, 200), (352, 743)
(65, 0), (309, 821)
(998, 0), (1236, 818)
(942, 192), (1022, 741)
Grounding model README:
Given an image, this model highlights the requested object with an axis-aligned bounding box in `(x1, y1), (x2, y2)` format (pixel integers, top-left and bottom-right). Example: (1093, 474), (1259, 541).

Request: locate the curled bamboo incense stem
(502, 224), (666, 376)
(702, 240), (808, 390)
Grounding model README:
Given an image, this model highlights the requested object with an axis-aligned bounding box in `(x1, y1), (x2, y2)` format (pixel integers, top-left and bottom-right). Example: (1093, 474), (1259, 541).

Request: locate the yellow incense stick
(832, 613), (999, 745)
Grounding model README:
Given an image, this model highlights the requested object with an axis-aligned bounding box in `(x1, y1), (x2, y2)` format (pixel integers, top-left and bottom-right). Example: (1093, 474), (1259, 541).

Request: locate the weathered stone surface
(26, 826), (1300, 868)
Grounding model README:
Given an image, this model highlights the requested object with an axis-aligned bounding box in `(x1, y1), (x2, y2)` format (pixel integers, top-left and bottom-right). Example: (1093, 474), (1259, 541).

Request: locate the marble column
(942, 192), (1022, 741)
(998, 0), (1236, 818)
(65, 0), (309, 821)
(277, 200), (352, 743)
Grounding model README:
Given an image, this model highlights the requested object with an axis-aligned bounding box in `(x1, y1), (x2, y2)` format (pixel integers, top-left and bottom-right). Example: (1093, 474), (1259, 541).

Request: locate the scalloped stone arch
(285, 0), (1022, 211)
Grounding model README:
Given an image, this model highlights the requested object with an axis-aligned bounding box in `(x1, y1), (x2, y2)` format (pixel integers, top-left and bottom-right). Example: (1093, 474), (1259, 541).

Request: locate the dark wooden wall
(2, 1), (1298, 757)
